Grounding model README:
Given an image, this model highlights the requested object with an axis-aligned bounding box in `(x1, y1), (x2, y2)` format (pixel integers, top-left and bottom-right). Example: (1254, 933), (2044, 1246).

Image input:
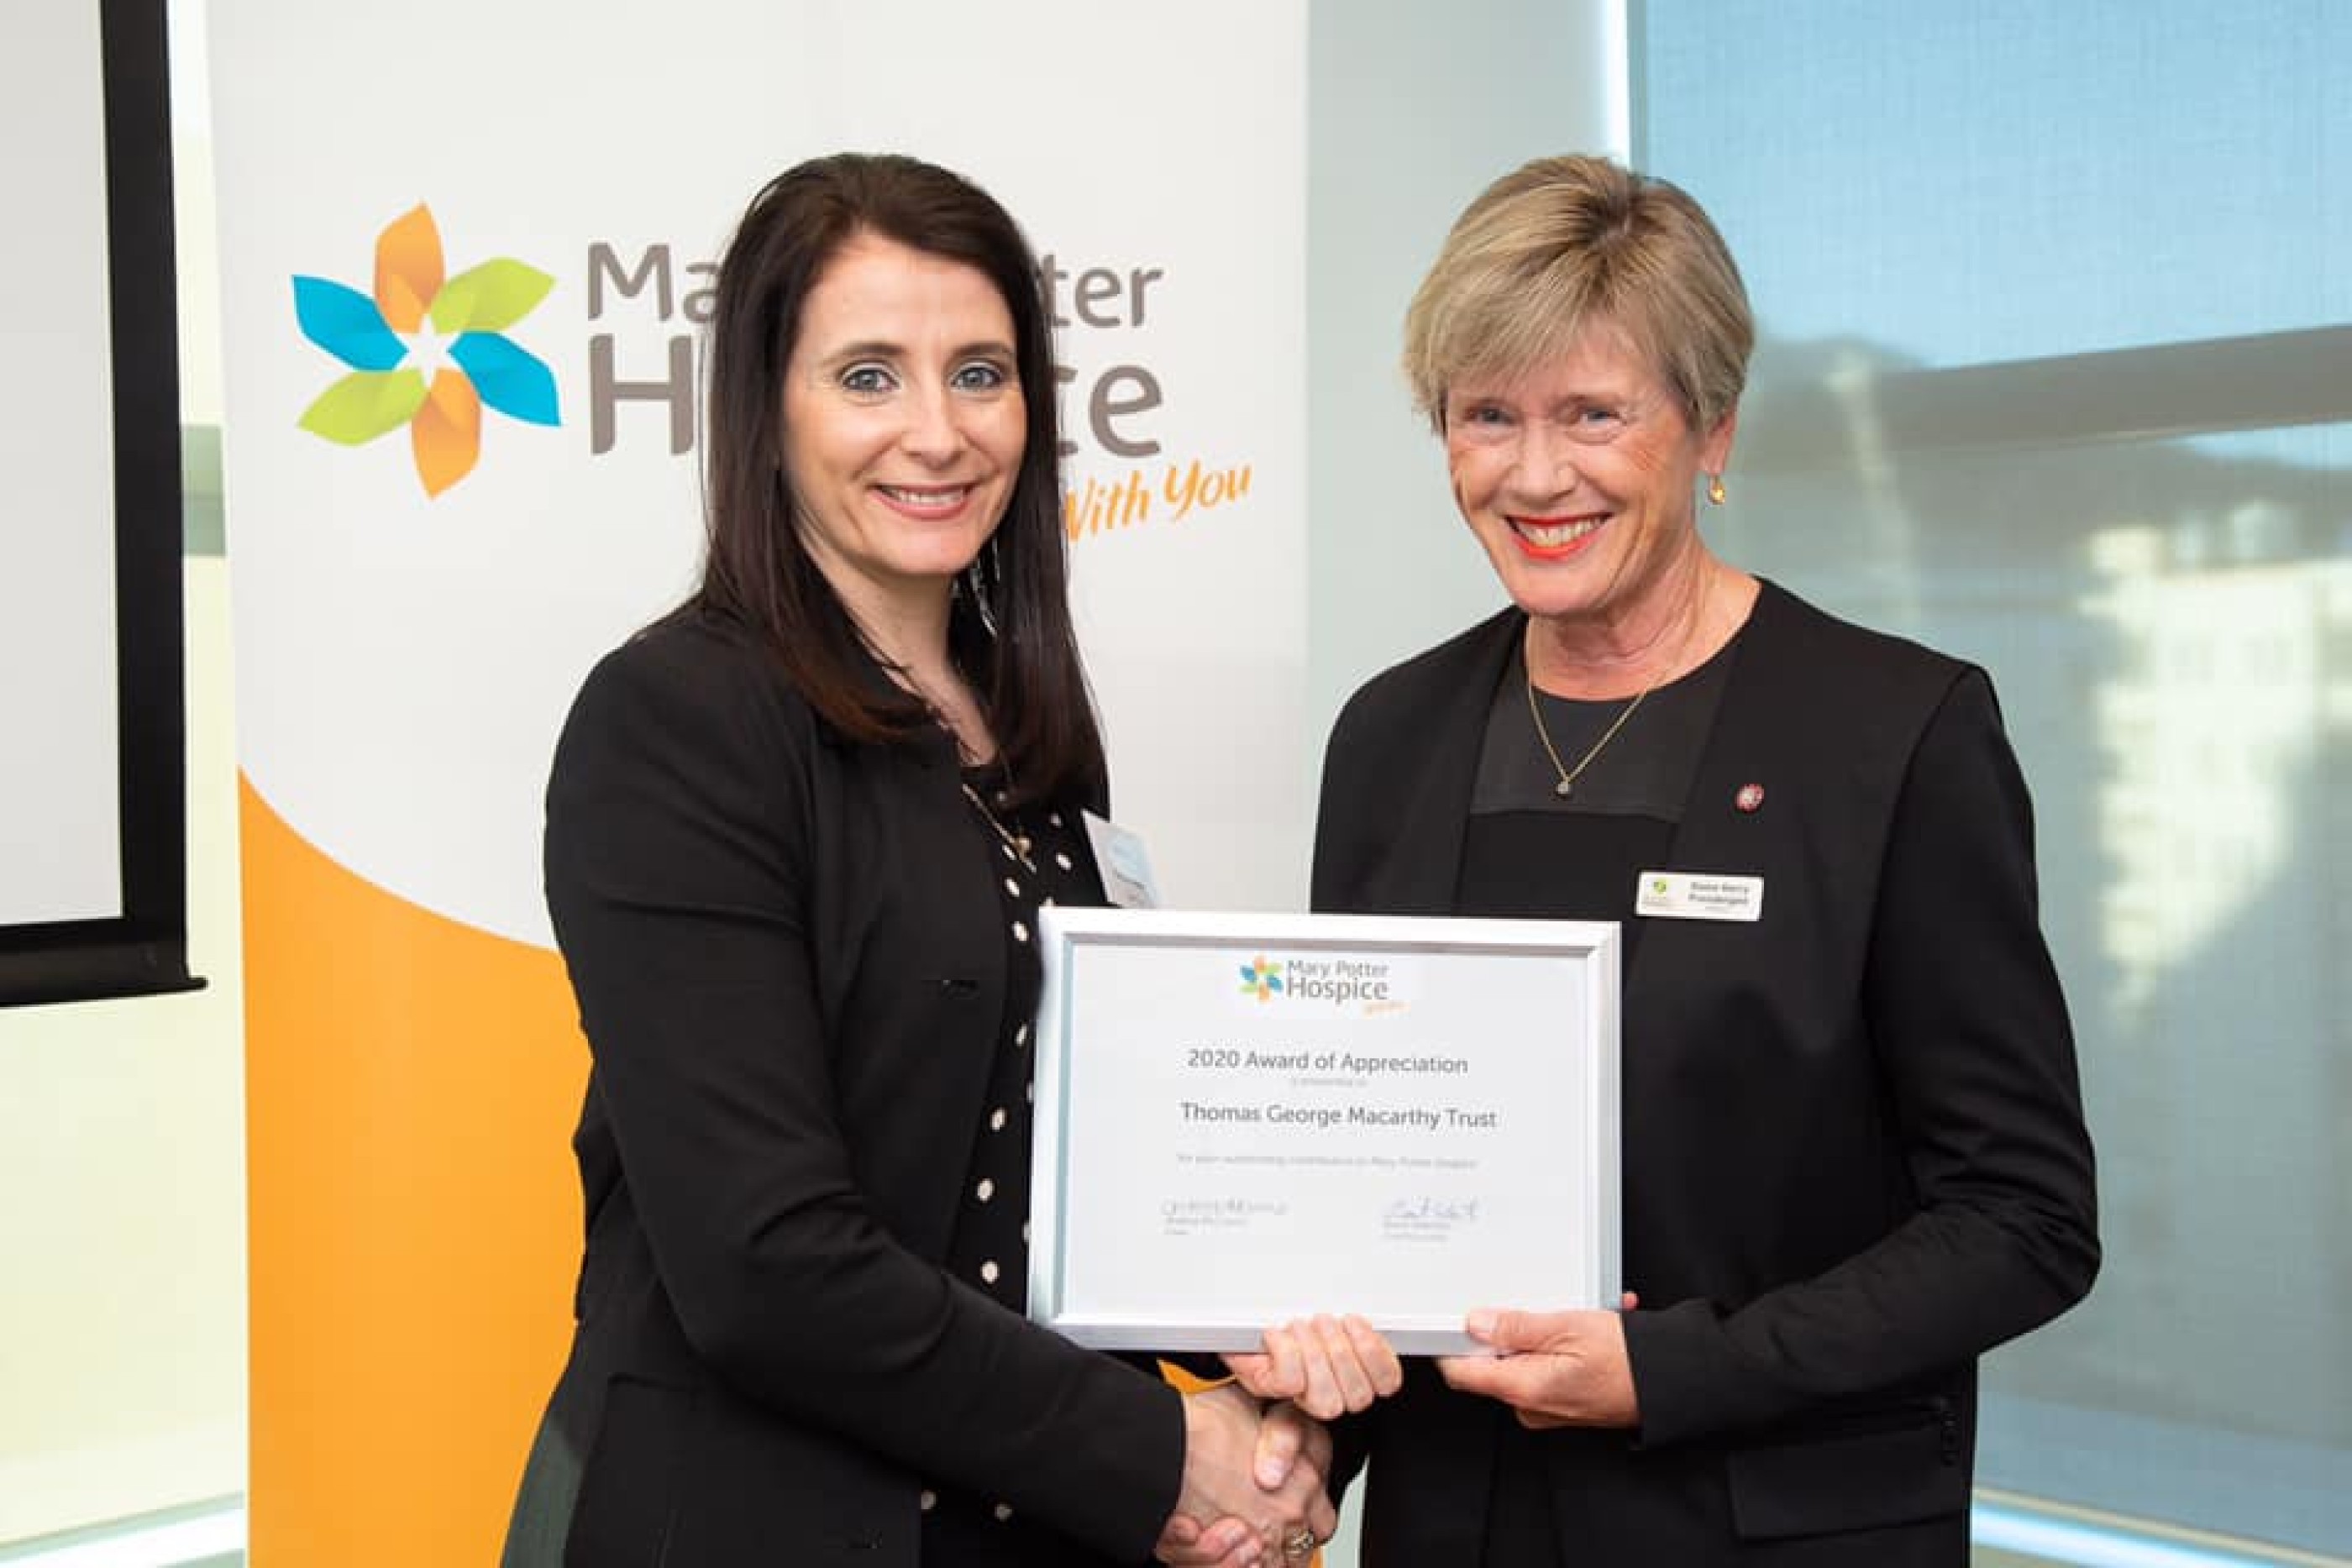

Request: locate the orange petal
(375, 205), (445, 334)
(411, 371), (481, 496)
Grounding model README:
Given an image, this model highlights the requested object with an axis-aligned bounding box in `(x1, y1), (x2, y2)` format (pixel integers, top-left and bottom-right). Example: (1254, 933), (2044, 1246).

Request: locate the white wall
(1304, 2), (1626, 831)
(0, 559), (245, 1543)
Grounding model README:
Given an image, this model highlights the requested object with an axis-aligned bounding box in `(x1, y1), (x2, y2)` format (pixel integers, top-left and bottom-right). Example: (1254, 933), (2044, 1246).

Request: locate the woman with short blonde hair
(1236, 154), (2099, 1565)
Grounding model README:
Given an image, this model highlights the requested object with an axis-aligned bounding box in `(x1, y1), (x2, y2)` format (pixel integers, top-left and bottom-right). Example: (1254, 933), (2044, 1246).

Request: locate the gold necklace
(1525, 675), (1654, 799)
(959, 780), (1037, 874)
(915, 663), (1037, 876)
(1526, 573), (1719, 799)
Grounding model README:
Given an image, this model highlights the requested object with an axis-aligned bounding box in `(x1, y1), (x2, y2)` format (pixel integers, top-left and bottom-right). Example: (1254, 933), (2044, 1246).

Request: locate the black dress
(1455, 643), (1734, 1566)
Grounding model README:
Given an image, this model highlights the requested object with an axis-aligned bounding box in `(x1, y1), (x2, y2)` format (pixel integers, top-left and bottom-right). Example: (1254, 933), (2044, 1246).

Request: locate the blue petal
(452, 333), (561, 426)
(293, 276), (404, 371)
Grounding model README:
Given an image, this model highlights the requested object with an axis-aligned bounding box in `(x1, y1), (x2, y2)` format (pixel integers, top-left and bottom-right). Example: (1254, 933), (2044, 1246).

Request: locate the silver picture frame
(1028, 908), (1621, 1356)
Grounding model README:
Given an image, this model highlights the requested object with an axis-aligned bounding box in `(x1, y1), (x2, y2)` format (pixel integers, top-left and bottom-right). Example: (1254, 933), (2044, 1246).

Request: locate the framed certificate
(1028, 909), (1620, 1356)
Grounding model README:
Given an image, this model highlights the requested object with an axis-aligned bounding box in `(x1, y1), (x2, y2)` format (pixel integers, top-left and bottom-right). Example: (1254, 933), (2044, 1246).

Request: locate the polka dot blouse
(918, 774), (1113, 1565)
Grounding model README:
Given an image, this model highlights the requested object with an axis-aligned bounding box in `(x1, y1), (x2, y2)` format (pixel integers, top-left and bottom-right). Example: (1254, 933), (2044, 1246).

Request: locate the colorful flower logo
(1238, 956), (1284, 1002)
(293, 205), (560, 496)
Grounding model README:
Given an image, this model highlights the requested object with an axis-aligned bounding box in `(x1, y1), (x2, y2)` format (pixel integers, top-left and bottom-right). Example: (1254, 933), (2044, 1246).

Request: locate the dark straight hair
(695, 152), (1105, 805)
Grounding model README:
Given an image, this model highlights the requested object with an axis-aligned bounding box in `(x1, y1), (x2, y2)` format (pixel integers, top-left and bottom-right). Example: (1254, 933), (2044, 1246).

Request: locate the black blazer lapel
(1625, 579), (1953, 1068)
(1315, 608), (1522, 915)
(1628, 583), (1793, 1006)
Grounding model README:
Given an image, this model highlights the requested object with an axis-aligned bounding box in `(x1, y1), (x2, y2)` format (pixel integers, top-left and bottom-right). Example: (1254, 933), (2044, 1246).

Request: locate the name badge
(1084, 811), (1162, 910)
(1635, 870), (1763, 922)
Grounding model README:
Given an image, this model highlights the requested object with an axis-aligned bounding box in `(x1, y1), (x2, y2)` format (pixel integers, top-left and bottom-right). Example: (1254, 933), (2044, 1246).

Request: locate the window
(1637, 3), (2350, 1559)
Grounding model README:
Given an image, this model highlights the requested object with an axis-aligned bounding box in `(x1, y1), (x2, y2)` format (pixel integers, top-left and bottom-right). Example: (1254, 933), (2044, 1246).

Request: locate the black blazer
(1312, 583), (2099, 1565)
(507, 611), (1181, 1567)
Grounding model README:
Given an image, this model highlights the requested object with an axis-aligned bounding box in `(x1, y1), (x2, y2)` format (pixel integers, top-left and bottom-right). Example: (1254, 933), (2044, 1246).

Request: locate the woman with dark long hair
(502, 153), (1331, 1568)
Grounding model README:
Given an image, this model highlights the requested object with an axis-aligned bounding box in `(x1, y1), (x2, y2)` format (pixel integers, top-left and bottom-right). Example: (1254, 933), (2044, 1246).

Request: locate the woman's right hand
(1223, 1314), (1403, 1419)
(1158, 1387), (1336, 1566)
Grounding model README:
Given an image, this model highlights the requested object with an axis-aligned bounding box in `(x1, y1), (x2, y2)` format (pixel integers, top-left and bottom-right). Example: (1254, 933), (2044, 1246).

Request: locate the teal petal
(294, 277), (405, 371)
(451, 333), (560, 426)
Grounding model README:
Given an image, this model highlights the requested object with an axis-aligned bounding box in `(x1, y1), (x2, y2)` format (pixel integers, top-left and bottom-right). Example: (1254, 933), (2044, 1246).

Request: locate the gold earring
(1706, 474), (1727, 506)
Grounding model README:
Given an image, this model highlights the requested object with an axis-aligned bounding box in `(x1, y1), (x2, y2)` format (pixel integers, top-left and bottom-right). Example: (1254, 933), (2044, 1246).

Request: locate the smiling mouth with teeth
(877, 485), (973, 506)
(1511, 516), (1604, 548)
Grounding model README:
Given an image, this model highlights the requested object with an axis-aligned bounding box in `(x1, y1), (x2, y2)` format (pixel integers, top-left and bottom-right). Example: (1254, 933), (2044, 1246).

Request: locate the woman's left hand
(1434, 1304), (1640, 1429)
(1223, 1314), (1404, 1419)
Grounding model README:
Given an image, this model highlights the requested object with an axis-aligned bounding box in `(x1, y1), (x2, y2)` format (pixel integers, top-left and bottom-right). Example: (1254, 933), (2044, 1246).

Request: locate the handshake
(1154, 1314), (1404, 1567)
(1150, 1298), (1642, 1564)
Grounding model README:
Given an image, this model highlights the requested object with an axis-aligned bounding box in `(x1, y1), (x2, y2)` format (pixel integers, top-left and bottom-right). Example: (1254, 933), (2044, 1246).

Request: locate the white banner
(211, 0), (1310, 946)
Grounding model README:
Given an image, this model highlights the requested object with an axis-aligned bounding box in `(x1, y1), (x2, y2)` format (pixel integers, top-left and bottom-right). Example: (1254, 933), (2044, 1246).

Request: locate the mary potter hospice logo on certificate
(1231, 952), (1409, 1016)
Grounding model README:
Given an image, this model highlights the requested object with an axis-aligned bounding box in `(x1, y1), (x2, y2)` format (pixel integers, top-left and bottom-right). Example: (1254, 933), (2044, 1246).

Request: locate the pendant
(1554, 779), (1574, 799)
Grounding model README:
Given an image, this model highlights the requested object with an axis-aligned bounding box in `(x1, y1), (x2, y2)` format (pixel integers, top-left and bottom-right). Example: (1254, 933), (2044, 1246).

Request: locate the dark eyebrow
(817, 339), (904, 365)
(813, 338), (1017, 369)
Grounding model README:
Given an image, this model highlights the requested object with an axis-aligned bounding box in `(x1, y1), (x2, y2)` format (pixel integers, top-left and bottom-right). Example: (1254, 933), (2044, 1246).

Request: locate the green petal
(430, 259), (555, 333)
(298, 370), (428, 444)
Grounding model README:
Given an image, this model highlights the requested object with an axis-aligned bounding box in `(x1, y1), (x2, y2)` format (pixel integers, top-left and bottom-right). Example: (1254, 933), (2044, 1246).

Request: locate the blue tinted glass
(1645, 1), (2352, 372)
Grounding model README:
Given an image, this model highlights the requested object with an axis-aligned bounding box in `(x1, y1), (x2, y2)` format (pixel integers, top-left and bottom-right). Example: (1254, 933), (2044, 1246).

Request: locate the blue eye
(1455, 403), (1513, 430)
(952, 359), (1011, 392)
(1564, 404), (1627, 443)
(839, 363), (896, 395)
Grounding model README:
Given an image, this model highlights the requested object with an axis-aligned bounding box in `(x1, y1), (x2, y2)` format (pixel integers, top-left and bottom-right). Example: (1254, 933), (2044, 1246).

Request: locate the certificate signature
(1381, 1195), (1479, 1242)
(1162, 1196), (1291, 1237)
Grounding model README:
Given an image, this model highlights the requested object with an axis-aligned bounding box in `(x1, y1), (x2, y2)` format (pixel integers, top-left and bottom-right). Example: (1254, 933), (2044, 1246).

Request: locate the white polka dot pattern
(925, 768), (1105, 1553)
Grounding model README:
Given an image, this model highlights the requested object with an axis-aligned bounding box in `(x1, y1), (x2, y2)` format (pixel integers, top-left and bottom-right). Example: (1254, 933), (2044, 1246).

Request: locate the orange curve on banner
(242, 775), (582, 1565)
